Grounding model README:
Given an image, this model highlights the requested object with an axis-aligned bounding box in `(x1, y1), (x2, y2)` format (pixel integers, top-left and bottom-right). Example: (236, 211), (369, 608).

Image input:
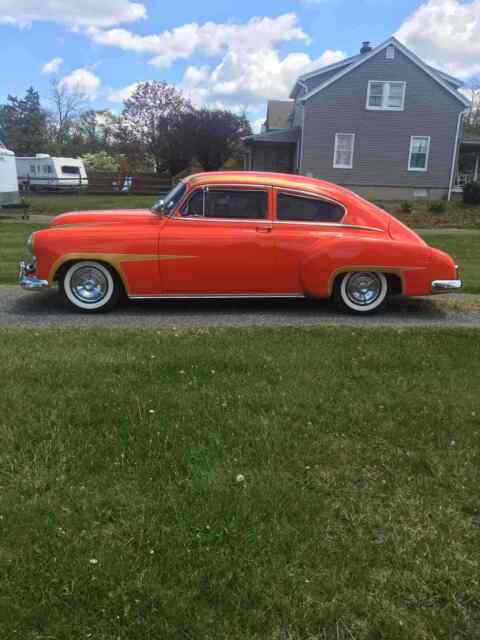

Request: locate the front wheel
(61, 261), (122, 313)
(333, 272), (388, 314)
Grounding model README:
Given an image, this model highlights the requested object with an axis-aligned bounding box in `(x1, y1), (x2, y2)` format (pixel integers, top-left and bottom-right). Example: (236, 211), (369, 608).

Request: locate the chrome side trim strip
(174, 216), (383, 232)
(128, 293), (306, 300)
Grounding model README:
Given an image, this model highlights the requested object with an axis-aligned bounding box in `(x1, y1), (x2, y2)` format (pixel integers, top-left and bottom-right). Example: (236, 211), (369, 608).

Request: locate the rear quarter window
(277, 193), (344, 222)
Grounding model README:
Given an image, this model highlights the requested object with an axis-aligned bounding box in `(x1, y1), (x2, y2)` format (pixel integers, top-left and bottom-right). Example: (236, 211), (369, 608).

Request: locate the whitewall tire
(61, 261), (121, 313)
(333, 272), (388, 314)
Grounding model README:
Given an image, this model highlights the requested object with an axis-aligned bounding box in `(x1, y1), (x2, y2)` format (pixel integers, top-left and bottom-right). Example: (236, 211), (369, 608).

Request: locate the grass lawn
(1, 222), (479, 294)
(421, 231), (480, 294)
(0, 326), (479, 639)
(3, 193), (156, 218)
(0, 193), (478, 228)
(378, 200), (480, 229)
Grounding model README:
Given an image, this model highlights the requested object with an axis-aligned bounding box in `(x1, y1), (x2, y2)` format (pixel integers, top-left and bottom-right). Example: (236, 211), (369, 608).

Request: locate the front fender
(300, 236), (432, 297)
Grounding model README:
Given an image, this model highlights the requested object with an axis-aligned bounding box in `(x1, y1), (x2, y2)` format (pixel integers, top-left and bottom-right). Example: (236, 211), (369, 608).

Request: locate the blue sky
(1, 0), (479, 128)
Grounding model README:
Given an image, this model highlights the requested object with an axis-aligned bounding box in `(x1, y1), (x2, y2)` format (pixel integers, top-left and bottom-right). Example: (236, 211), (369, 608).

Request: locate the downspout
(448, 109), (468, 201)
(298, 80), (308, 175)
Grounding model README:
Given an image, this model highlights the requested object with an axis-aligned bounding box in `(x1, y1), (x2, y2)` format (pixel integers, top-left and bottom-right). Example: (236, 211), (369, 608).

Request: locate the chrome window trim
(276, 187), (347, 223)
(174, 183), (382, 232)
(178, 184), (271, 220)
(172, 216), (382, 232)
(272, 220), (383, 232)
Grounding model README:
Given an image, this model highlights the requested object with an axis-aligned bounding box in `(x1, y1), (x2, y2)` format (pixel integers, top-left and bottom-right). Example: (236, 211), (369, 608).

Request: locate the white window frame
(386, 46), (395, 60)
(408, 136), (431, 172)
(333, 133), (355, 169)
(366, 80), (406, 111)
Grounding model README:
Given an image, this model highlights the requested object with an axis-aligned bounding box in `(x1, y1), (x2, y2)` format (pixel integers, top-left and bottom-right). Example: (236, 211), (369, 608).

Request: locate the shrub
(463, 181), (480, 206)
(428, 200), (446, 214)
(400, 201), (413, 213)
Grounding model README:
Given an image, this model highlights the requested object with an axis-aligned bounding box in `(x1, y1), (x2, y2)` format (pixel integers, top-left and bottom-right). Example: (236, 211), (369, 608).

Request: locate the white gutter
(298, 81), (307, 174)
(448, 109), (468, 201)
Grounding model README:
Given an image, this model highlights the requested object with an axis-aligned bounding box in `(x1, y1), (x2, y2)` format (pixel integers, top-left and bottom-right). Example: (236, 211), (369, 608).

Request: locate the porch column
(474, 153), (480, 182)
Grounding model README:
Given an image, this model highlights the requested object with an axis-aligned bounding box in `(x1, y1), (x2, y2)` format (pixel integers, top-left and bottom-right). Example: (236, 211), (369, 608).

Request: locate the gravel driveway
(1, 285), (479, 328)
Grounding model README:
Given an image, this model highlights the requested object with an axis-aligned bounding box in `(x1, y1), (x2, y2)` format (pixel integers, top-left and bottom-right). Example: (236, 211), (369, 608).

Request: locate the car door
(158, 185), (278, 294)
(271, 189), (347, 292)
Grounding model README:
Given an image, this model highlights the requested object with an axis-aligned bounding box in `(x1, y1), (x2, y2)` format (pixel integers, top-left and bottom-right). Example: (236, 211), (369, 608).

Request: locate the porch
(453, 133), (480, 192)
(243, 128), (300, 174)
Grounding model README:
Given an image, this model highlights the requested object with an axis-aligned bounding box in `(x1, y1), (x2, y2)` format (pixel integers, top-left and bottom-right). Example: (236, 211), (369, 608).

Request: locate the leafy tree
(0, 87), (48, 155)
(193, 109), (252, 171)
(82, 151), (121, 172)
(121, 81), (193, 174)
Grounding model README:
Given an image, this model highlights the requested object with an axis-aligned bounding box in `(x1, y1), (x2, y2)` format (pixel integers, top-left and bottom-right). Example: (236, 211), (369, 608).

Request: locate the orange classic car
(19, 171), (462, 314)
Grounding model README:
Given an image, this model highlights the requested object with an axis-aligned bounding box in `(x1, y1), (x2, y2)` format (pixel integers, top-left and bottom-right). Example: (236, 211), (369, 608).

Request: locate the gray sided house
(244, 37), (473, 201)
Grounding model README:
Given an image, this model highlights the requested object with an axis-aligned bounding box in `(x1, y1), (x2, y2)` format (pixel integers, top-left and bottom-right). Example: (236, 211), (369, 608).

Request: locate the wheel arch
(51, 255), (128, 294)
(328, 267), (404, 297)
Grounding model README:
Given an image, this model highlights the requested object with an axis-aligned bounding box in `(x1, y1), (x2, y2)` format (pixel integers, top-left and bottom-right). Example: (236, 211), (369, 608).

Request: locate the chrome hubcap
(346, 273), (382, 306)
(70, 267), (108, 303)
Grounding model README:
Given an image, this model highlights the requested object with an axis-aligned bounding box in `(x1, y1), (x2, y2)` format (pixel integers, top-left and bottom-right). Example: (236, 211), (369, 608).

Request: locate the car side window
(182, 189), (268, 220)
(277, 193), (344, 222)
(182, 190), (204, 216)
(205, 190), (268, 219)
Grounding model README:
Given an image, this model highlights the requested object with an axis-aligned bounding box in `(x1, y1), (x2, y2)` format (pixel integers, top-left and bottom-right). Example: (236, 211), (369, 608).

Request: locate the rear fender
(300, 237), (431, 297)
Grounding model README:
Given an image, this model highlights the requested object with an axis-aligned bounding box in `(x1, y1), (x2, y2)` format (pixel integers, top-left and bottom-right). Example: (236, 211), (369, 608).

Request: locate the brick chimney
(360, 41), (372, 54)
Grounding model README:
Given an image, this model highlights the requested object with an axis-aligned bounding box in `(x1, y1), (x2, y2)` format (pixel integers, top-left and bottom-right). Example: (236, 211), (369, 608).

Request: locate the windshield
(152, 182), (187, 215)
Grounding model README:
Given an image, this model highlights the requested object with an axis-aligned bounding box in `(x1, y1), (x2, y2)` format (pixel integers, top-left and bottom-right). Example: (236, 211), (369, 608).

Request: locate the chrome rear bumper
(18, 261), (49, 290)
(431, 279), (463, 293)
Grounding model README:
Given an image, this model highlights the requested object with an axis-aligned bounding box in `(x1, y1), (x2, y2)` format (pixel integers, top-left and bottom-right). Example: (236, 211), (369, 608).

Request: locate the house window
(367, 81), (406, 110)
(333, 133), (355, 169)
(408, 136), (430, 171)
(277, 193), (344, 222)
(386, 46), (395, 60)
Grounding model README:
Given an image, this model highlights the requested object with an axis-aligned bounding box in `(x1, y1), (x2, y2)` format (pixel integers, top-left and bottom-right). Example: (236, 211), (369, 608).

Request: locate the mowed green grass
(420, 231), (480, 294)
(0, 327), (479, 639)
(21, 193), (155, 217)
(1, 222), (479, 293)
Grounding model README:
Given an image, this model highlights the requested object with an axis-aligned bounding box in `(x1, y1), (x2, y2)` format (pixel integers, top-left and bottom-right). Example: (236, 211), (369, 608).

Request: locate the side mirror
(152, 198), (165, 214)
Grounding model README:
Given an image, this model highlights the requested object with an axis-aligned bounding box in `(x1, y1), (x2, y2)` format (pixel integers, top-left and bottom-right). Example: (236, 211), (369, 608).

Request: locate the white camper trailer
(16, 155), (88, 191)
(0, 140), (20, 206)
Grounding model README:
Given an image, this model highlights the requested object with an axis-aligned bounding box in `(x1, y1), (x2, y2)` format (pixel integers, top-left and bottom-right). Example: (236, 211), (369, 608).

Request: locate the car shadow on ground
(7, 286), (451, 323)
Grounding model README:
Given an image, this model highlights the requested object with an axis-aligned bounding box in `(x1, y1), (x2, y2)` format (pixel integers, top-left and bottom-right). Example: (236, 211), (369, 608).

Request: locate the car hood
(49, 209), (158, 228)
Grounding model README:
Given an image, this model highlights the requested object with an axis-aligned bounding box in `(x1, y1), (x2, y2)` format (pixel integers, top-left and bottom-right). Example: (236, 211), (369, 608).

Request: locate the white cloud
(181, 48), (346, 109)
(0, 0), (146, 28)
(88, 13), (310, 68)
(90, 12), (345, 110)
(396, 0), (480, 78)
(58, 68), (101, 101)
(42, 57), (63, 74)
(252, 117), (266, 133)
(106, 82), (140, 102)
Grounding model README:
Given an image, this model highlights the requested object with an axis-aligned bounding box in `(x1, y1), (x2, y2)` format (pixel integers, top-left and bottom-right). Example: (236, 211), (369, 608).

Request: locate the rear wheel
(333, 271), (388, 314)
(61, 261), (121, 313)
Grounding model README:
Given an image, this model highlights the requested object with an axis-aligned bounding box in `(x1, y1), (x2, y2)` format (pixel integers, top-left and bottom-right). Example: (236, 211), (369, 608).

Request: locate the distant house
(244, 37), (474, 201)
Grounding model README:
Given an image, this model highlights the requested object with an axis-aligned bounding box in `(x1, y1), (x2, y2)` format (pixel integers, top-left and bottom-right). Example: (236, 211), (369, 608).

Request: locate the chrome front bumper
(431, 279), (463, 293)
(18, 260), (49, 291)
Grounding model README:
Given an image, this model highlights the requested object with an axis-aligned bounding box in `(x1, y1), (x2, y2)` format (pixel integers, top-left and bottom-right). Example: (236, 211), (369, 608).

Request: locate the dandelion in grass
(236, 474), (245, 483)
(89, 558), (98, 565)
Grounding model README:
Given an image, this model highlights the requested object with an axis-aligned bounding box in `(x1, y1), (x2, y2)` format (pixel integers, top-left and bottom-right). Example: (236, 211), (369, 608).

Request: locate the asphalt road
(1, 285), (479, 328)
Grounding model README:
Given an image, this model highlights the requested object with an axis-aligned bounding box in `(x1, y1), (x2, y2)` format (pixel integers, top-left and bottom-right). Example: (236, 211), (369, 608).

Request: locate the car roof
(187, 171), (355, 201)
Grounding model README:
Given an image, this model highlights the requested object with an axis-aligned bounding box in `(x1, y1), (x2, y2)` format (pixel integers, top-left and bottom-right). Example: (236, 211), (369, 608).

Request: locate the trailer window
(62, 166), (80, 175)
(30, 165), (36, 174)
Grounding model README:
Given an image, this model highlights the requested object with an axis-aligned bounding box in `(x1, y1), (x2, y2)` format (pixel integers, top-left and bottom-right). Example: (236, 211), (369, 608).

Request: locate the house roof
(243, 128), (300, 145)
(266, 100), (294, 130)
(295, 37), (470, 108)
(461, 131), (480, 146)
